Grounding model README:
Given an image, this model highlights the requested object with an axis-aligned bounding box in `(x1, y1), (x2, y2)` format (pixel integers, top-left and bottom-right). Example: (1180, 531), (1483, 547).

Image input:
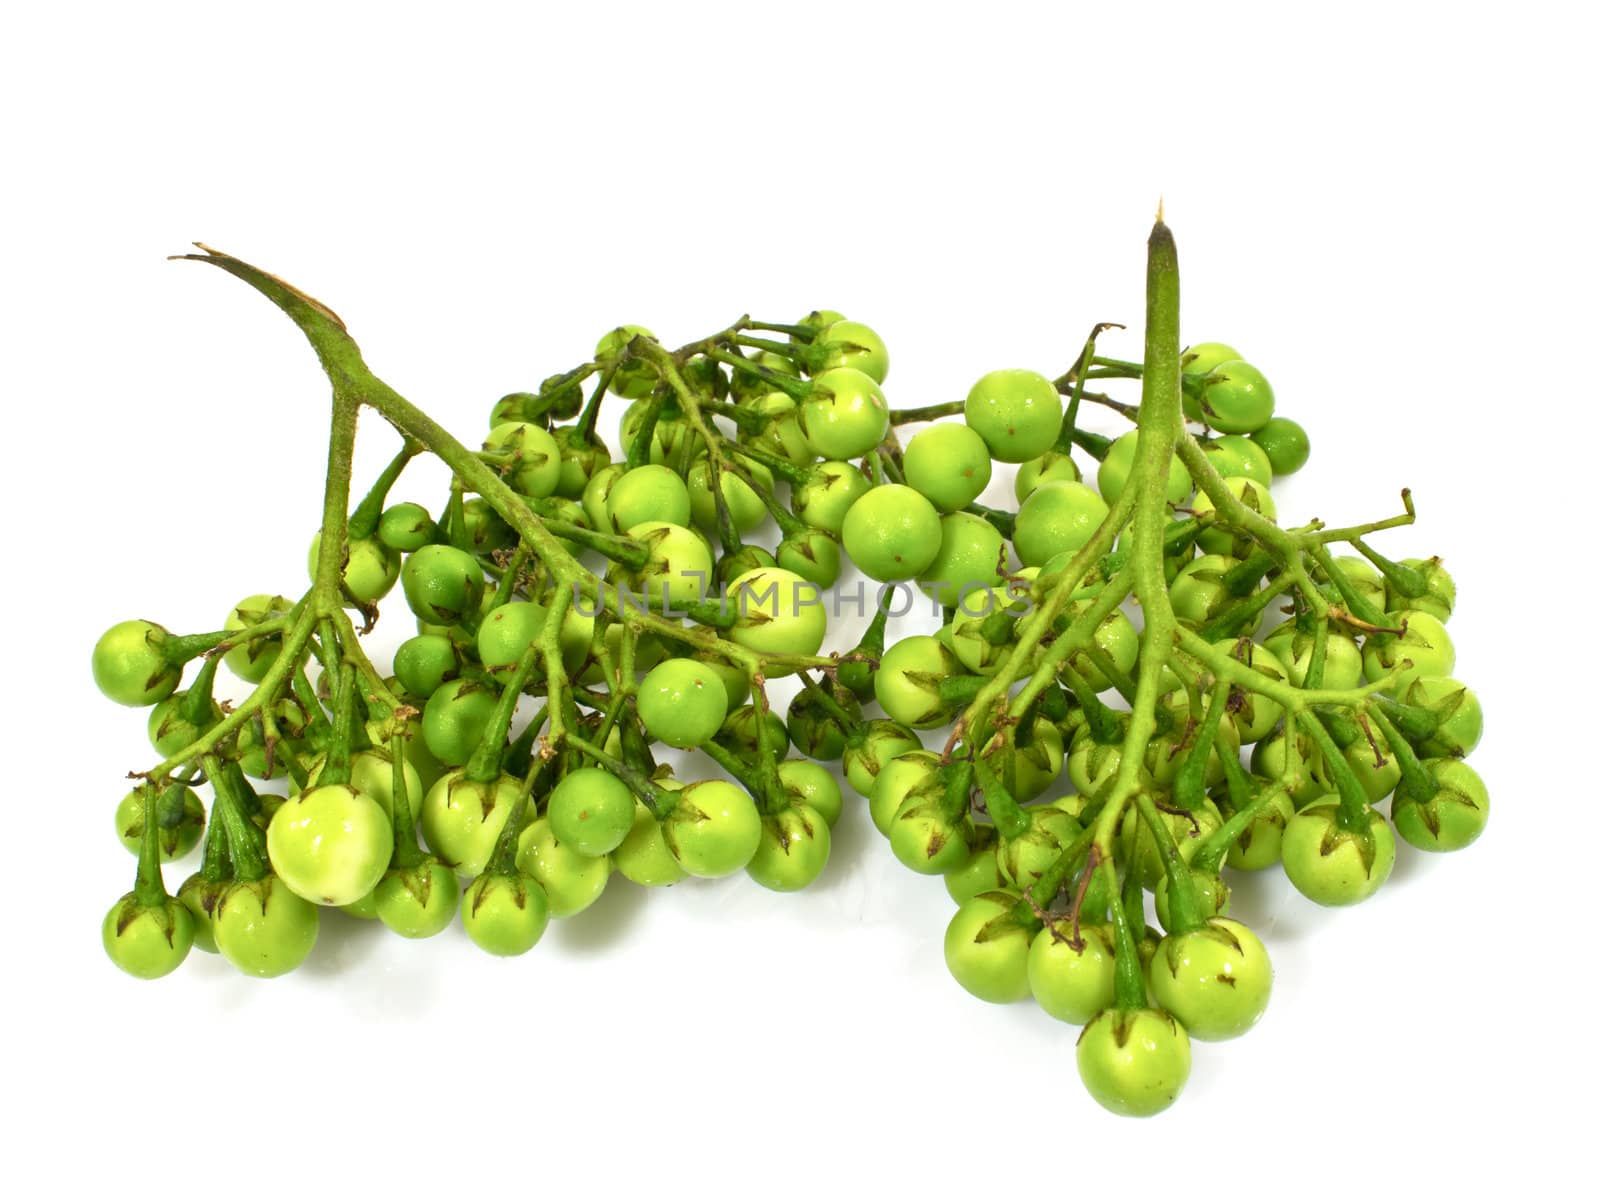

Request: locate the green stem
(131, 783), (170, 907)
(1134, 793), (1205, 934)
(197, 798), (234, 883)
(1352, 537), (1428, 597)
(348, 442), (420, 540)
(889, 400), (965, 426)
(1366, 704), (1440, 801)
(160, 630), (232, 667)
(1170, 677), (1232, 810)
(973, 755), (1031, 839)
(564, 734), (662, 815)
(203, 755), (268, 880)
(177, 653), (222, 726)
(388, 728), (425, 868)
(1295, 710), (1375, 833)
(1106, 856), (1147, 1011)
(1200, 572), (1295, 643)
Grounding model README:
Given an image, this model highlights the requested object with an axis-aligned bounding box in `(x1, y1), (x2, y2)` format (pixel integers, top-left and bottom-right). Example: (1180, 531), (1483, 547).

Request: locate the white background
(3, 2), (1594, 1183)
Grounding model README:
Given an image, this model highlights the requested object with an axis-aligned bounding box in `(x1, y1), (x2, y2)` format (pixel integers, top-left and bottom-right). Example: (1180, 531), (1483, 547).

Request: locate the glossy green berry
(1385, 558), (1456, 622)
(813, 319), (889, 382)
(1400, 676), (1483, 759)
(547, 768), (636, 858)
(222, 594), (294, 683)
(686, 457), (771, 536)
(1342, 733), (1401, 803)
(1062, 609), (1139, 695)
(1391, 758), (1489, 852)
(1168, 554), (1246, 629)
(463, 872), (549, 956)
(595, 325), (659, 399)
(1196, 360), (1274, 433)
(550, 426), (612, 499)
(613, 801), (685, 887)
(458, 498), (514, 556)
(1221, 790), (1295, 872)
(889, 792), (970, 875)
(841, 484), (942, 581)
(93, 620), (182, 707)
(1181, 340), (1242, 378)
(637, 658), (728, 749)
(1014, 481), (1110, 568)
(266, 784), (393, 906)
(176, 872), (230, 954)
(796, 309), (846, 334)
(373, 857), (460, 939)
(420, 771), (527, 880)
(309, 533), (401, 604)
(964, 369), (1061, 463)
(1149, 918), (1273, 1041)
(377, 501), (437, 553)
(1096, 430), (1192, 507)
(714, 705), (790, 769)
(777, 759), (844, 828)
(1076, 1009), (1191, 1117)
(103, 895), (194, 979)
(746, 804), (832, 891)
(211, 876), (320, 978)
(785, 682), (858, 762)
(1361, 610), (1455, 693)
(474, 602), (547, 676)
(943, 890), (1035, 1003)
(617, 521), (714, 603)
(392, 634), (459, 699)
(843, 720), (922, 796)
(484, 420), (562, 498)
(793, 461), (872, 534)
(726, 567), (828, 663)
(1231, 646), (1290, 743)
(421, 679), (499, 767)
(1015, 450), (1081, 503)
(948, 582), (1025, 675)
(516, 819), (610, 917)
(1153, 870), (1232, 930)
(917, 512), (1007, 610)
(776, 527), (842, 589)
(146, 694), (215, 759)
(904, 423), (993, 512)
(1200, 435), (1273, 485)
(608, 464), (691, 532)
(1281, 797), (1396, 906)
(800, 369), (890, 460)
(115, 786), (204, 863)
(401, 545), (485, 626)
(1029, 925), (1115, 1025)
(997, 806), (1080, 888)
(868, 750), (942, 835)
(663, 779), (762, 878)
(728, 348), (801, 401)
(944, 831), (1004, 904)
(581, 464), (624, 533)
(1012, 721), (1066, 799)
(1263, 623), (1364, 690)
(716, 544), (778, 587)
(301, 750), (424, 824)
(1250, 417), (1310, 476)
(748, 392), (814, 466)
(876, 634), (964, 730)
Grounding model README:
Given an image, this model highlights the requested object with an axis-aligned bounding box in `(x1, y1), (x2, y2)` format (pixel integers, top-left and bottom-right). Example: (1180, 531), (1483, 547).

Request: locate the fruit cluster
(93, 222), (1485, 1117)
